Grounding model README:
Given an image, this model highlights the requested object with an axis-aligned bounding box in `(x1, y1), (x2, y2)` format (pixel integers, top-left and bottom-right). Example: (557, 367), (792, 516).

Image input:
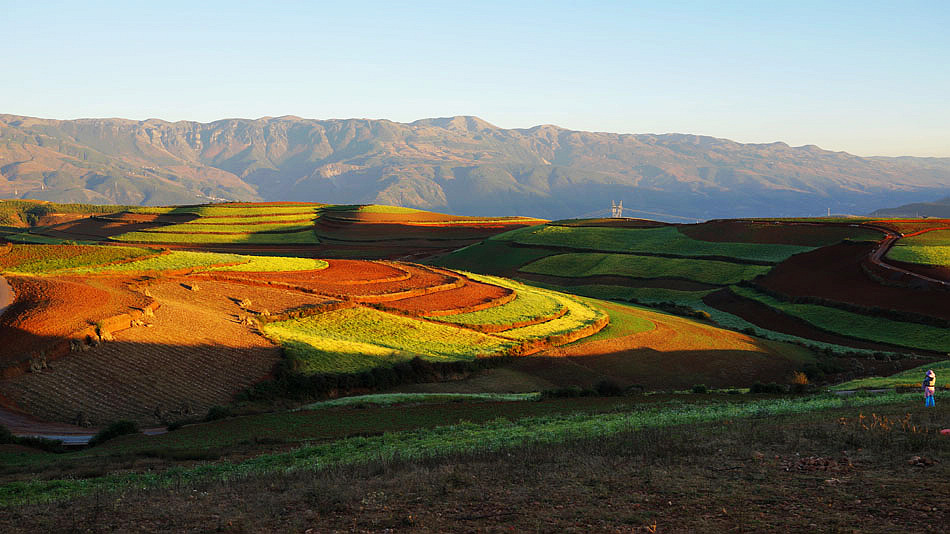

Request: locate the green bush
(750, 382), (788, 394)
(594, 379), (624, 397)
(204, 405), (233, 422)
(692, 384), (708, 394)
(88, 420), (139, 447)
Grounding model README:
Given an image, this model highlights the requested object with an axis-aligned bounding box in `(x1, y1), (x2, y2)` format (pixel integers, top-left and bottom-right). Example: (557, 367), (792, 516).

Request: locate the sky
(3, 1), (949, 157)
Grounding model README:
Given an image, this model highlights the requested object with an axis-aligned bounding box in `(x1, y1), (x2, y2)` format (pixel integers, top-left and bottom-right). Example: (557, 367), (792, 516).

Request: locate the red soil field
(0, 279), (281, 425)
(887, 258), (950, 282)
(869, 219), (950, 235)
(384, 278), (513, 315)
(43, 213), (196, 239)
(520, 301), (810, 389)
(755, 241), (950, 321)
(215, 262), (458, 299)
(701, 288), (939, 355)
(0, 275), (152, 373)
(679, 220), (883, 245)
(314, 217), (518, 241)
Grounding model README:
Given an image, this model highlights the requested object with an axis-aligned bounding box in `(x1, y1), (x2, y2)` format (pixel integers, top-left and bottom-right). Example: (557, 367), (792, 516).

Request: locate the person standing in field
(923, 369), (936, 407)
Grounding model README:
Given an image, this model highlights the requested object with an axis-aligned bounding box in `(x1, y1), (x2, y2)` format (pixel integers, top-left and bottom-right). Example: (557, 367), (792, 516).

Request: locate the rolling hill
(3, 114), (950, 220)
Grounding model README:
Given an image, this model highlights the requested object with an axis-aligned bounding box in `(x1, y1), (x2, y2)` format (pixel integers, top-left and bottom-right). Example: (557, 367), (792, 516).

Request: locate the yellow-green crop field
(262, 307), (519, 374)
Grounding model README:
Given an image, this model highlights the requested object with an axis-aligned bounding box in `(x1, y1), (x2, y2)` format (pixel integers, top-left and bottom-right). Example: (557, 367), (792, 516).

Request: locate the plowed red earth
(702, 288), (939, 355)
(44, 213), (196, 239)
(887, 258), (950, 282)
(680, 221), (882, 245)
(756, 241), (950, 321)
(0, 280), (282, 425)
(0, 275), (151, 369)
(314, 218), (516, 241)
(385, 278), (512, 314)
(230, 262), (457, 297)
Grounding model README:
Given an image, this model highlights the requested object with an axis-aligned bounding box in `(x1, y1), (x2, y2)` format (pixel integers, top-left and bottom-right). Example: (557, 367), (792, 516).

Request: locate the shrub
(0, 423), (13, 443)
(594, 379), (624, 397)
(791, 371), (810, 385)
(750, 382), (788, 394)
(204, 405), (233, 422)
(691, 384), (708, 394)
(88, 420), (139, 447)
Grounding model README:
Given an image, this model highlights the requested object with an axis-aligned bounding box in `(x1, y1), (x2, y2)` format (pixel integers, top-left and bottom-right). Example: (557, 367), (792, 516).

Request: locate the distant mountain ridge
(2, 113), (949, 220)
(871, 196), (950, 218)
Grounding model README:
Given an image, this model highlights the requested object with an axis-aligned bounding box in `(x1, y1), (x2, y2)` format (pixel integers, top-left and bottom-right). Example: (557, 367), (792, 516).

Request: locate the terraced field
(886, 228), (950, 266)
(729, 285), (950, 352)
(520, 253), (770, 285)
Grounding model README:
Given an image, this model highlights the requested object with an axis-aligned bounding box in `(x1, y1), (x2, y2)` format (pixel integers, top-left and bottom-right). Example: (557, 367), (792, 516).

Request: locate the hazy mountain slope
(870, 196), (950, 218)
(2, 114), (949, 220)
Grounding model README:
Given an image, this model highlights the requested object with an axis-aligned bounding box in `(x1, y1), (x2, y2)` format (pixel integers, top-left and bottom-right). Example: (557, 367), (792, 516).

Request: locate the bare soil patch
(702, 288), (940, 356)
(385, 278), (512, 315)
(680, 220), (882, 245)
(0, 279), (281, 426)
(756, 241), (950, 321)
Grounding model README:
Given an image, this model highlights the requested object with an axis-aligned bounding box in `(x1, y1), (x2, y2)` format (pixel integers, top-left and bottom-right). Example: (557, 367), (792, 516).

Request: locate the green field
(144, 222), (314, 233)
(112, 229), (319, 244)
(887, 230), (950, 266)
(262, 306), (518, 374)
(0, 244), (154, 273)
(68, 251), (246, 273)
(832, 360), (950, 390)
(128, 205), (321, 217)
(0, 391), (926, 505)
(506, 225), (811, 262)
(204, 256), (329, 272)
(499, 290), (605, 341)
(731, 285), (950, 352)
(430, 240), (553, 272)
(520, 252), (770, 285)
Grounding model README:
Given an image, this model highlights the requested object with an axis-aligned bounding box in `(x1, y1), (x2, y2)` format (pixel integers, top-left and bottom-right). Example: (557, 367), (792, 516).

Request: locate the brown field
(680, 220), (884, 245)
(0, 275), (152, 377)
(755, 241), (950, 321)
(0, 279), (295, 425)
(383, 277), (513, 315)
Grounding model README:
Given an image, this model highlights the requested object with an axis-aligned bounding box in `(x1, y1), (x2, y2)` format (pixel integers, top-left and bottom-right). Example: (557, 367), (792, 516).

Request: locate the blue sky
(3, 1), (949, 156)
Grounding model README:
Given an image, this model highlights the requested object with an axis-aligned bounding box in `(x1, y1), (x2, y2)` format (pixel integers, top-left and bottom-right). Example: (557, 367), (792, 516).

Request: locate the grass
(886, 230), (950, 266)
(520, 252), (771, 285)
(499, 289), (605, 341)
(429, 276), (564, 327)
(530, 283), (713, 305)
(571, 297), (656, 342)
(429, 240), (554, 273)
(299, 392), (540, 409)
(144, 222), (315, 233)
(68, 251), (247, 273)
(446, 273), (610, 341)
(177, 214), (318, 225)
(261, 306), (518, 374)
(357, 205), (427, 214)
(832, 360), (950, 390)
(509, 225), (811, 262)
(204, 256), (329, 272)
(0, 244), (154, 274)
(887, 245), (950, 266)
(112, 229), (319, 244)
(0, 391), (931, 506)
(731, 285), (950, 352)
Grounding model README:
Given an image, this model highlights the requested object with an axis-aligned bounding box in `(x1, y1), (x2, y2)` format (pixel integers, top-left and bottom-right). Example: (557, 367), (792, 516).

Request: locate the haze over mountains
(2, 114), (949, 220)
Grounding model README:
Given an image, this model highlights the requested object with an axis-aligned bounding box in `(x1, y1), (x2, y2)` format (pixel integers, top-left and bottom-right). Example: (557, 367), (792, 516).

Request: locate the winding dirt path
(870, 226), (950, 288)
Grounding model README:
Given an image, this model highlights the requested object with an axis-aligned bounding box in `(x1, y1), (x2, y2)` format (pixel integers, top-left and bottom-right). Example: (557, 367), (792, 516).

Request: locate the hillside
(3, 114), (950, 220)
(871, 196), (950, 218)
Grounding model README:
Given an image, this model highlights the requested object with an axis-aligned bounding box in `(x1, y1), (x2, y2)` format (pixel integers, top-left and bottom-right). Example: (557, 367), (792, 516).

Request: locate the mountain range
(2, 113), (949, 220)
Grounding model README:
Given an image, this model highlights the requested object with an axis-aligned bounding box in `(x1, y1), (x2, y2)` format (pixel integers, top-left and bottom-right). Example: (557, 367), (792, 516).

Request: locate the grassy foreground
(0, 391), (934, 506)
